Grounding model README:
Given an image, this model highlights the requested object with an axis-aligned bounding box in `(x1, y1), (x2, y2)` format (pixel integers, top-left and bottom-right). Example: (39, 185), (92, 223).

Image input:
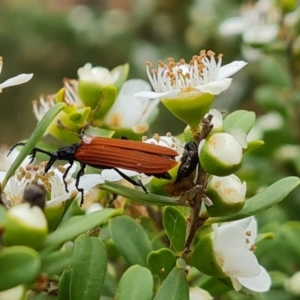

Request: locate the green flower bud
(199, 132), (243, 176)
(3, 203), (48, 249)
(205, 175), (246, 216)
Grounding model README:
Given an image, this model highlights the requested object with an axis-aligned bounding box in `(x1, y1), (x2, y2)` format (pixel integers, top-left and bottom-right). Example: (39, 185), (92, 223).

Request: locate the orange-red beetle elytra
(9, 135), (178, 205)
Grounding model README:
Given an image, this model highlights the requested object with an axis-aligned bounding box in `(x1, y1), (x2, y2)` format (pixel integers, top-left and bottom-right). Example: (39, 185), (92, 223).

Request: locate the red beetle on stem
(9, 135), (178, 205)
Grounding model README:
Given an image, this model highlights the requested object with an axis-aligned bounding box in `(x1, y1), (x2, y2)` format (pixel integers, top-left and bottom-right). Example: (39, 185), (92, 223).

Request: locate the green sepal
(161, 92), (215, 129)
(111, 63), (129, 91)
(153, 267), (189, 300)
(0, 246), (41, 291)
(45, 196), (77, 232)
(58, 269), (72, 300)
(163, 207), (186, 252)
(116, 265), (153, 300)
(109, 216), (152, 267)
(147, 248), (176, 279)
(70, 235), (107, 300)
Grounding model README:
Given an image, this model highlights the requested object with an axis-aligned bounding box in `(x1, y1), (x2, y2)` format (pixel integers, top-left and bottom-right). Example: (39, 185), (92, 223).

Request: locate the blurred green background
(0, 0), (252, 145)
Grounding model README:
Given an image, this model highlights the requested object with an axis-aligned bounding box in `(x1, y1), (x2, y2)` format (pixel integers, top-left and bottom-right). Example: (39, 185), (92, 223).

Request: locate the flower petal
(195, 78), (232, 95)
(0, 73), (33, 89)
(77, 174), (105, 189)
(237, 266), (271, 292)
(134, 90), (180, 99)
(222, 247), (260, 278)
(218, 61), (247, 79)
(101, 168), (139, 181)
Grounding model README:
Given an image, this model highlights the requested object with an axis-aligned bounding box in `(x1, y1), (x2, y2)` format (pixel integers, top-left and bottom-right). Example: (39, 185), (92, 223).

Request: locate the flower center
(146, 50), (223, 93)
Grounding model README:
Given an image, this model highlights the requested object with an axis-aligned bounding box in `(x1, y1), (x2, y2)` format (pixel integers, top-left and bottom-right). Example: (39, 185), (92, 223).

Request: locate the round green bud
(3, 203), (48, 249)
(199, 132), (243, 176)
(205, 175), (246, 217)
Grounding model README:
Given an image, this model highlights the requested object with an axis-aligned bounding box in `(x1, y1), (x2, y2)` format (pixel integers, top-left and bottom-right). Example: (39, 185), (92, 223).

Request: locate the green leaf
(0, 246), (41, 291)
(205, 176), (300, 224)
(1, 102), (67, 190)
(244, 140), (264, 153)
(58, 269), (72, 300)
(70, 235), (107, 300)
(153, 267), (189, 300)
(163, 207), (186, 252)
(42, 208), (122, 251)
(116, 265), (153, 300)
(147, 248), (176, 279)
(41, 248), (73, 276)
(100, 182), (186, 207)
(109, 216), (152, 266)
(223, 110), (256, 135)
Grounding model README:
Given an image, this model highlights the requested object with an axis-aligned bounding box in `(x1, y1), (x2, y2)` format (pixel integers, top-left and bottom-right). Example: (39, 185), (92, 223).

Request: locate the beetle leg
(113, 168), (148, 194)
(62, 161), (75, 193)
(75, 163), (86, 206)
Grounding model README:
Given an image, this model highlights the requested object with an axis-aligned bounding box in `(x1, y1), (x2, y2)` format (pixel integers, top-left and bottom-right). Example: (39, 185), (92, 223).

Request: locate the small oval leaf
(70, 235), (107, 300)
(206, 176), (300, 224)
(163, 207), (186, 252)
(116, 265), (153, 300)
(110, 216), (152, 266)
(223, 110), (256, 135)
(0, 246), (41, 291)
(153, 266), (189, 300)
(147, 248), (176, 279)
(42, 208), (122, 250)
(58, 269), (72, 300)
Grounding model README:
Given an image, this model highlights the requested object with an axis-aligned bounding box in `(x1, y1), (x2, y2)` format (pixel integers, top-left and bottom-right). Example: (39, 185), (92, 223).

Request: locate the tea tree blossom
(104, 79), (159, 134)
(212, 217), (271, 292)
(78, 63), (122, 86)
(0, 57), (33, 93)
(135, 50), (247, 98)
(135, 51), (247, 129)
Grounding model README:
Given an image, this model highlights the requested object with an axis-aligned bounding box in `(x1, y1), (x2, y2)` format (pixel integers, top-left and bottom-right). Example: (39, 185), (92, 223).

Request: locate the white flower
(285, 271), (300, 295)
(135, 50), (247, 99)
(78, 63), (120, 85)
(143, 133), (182, 156)
(189, 287), (213, 300)
(219, 0), (279, 45)
(0, 146), (31, 172)
(205, 109), (223, 131)
(212, 217), (271, 292)
(0, 57), (33, 93)
(104, 79), (159, 133)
